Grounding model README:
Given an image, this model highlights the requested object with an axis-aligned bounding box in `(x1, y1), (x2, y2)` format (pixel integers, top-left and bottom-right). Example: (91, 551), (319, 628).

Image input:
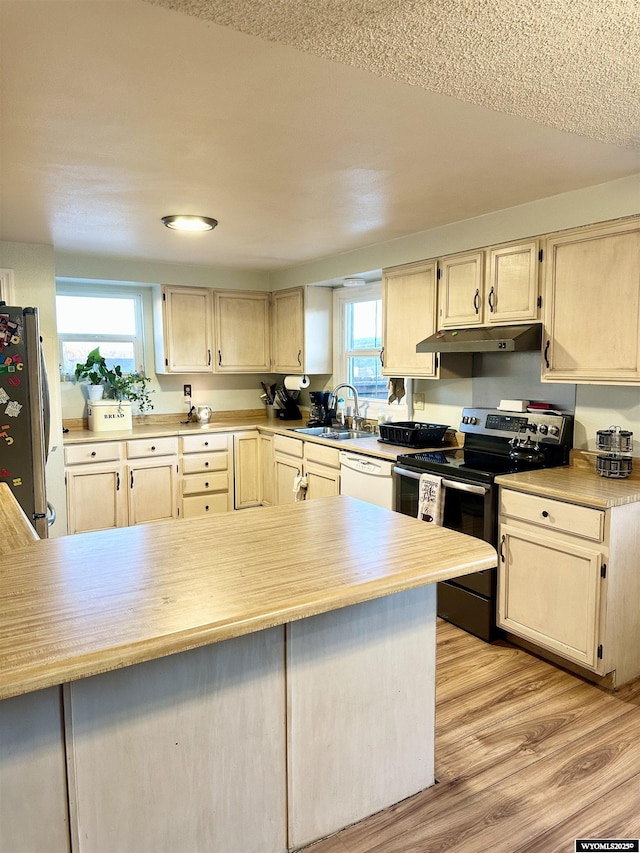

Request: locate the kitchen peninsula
(0, 491), (495, 853)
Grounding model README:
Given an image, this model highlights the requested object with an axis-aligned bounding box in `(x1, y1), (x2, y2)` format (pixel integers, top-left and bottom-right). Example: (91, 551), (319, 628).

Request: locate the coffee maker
(308, 391), (333, 427)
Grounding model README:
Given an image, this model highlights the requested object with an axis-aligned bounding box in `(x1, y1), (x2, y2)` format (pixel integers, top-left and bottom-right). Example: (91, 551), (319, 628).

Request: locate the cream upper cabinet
(438, 250), (485, 329)
(214, 291), (271, 373)
(382, 260), (438, 378)
(271, 286), (332, 374)
(542, 218), (640, 384)
(485, 240), (540, 325)
(155, 286), (214, 374)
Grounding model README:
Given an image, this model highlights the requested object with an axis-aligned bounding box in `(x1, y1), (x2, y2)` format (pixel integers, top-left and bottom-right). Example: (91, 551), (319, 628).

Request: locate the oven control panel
(460, 408), (573, 445)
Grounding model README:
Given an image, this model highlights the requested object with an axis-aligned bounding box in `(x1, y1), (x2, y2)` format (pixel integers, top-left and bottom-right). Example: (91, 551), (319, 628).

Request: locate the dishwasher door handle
(393, 467), (490, 496)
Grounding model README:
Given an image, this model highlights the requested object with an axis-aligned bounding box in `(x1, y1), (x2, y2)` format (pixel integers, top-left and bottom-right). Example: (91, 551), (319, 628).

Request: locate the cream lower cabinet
(273, 434), (304, 505)
(233, 430), (261, 509)
(303, 442), (340, 500)
(180, 433), (233, 519)
(259, 433), (274, 507)
(66, 438), (179, 534)
(542, 218), (640, 384)
(498, 486), (640, 687)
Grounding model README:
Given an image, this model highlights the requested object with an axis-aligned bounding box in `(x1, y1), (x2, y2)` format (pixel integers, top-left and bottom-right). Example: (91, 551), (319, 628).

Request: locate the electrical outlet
(414, 392), (425, 411)
(183, 384), (192, 403)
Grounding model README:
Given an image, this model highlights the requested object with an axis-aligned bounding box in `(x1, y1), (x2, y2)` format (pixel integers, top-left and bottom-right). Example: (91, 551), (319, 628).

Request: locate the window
(56, 285), (145, 380)
(334, 282), (387, 407)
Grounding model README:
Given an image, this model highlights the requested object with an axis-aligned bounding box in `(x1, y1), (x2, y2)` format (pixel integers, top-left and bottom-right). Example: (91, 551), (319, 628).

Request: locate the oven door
(394, 466), (496, 545)
(394, 465), (498, 640)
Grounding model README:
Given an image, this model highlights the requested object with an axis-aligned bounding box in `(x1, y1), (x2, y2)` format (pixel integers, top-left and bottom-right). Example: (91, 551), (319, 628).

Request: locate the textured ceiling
(0, 0), (638, 272)
(147, 0), (640, 149)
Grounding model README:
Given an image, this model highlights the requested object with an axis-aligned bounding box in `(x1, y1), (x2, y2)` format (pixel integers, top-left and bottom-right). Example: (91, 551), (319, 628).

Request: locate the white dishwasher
(339, 451), (396, 509)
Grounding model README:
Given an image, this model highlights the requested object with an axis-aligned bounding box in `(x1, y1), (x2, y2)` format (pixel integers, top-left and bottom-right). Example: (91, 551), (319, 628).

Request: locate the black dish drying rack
(378, 421), (450, 448)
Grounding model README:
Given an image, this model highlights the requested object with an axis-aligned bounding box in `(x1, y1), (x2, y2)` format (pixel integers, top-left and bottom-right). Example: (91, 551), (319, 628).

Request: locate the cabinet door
(542, 220), (640, 384)
(66, 464), (127, 534)
(382, 260), (438, 378)
(259, 433), (274, 507)
(273, 454), (303, 506)
(128, 458), (178, 525)
(160, 286), (213, 373)
(305, 461), (340, 500)
(271, 288), (304, 373)
(233, 431), (261, 509)
(438, 251), (485, 329)
(214, 292), (270, 373)
(486, 241), (540, 324)
(497, 523), (603, 670)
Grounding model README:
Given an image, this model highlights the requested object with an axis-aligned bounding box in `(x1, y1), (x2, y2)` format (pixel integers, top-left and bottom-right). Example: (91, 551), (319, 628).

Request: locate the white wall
(0, 241), (67, 536)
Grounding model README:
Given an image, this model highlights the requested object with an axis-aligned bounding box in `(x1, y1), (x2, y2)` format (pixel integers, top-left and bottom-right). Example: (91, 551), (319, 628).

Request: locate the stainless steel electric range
(393, 407), (574, 641)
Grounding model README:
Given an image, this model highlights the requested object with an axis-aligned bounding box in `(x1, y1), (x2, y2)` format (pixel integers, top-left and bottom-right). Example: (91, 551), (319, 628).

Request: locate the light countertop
(0, 494), (495, 701)
(496, 451), (640, 508)
(63, 416), (461, 462)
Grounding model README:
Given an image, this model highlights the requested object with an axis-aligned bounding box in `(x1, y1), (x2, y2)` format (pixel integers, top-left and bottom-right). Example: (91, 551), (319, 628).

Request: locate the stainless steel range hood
(416, 323), (542, 354)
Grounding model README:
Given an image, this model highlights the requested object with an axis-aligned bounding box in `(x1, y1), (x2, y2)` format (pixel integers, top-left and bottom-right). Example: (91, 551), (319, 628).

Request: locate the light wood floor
(303, 619), (640, 853)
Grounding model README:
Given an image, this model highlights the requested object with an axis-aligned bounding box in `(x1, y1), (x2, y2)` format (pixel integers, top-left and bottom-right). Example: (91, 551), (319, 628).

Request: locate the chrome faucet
(330, 383), (364, 429)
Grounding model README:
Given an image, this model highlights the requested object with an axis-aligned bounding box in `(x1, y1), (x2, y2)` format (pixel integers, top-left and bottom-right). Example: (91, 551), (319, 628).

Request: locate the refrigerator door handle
(46, 501), (56, 528)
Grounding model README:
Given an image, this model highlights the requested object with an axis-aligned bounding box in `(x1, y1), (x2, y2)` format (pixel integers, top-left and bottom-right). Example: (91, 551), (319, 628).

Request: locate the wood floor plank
(437, 678), (639, 785)
(516, 772), (640, 852)
(436, 658), (579, 749)
(436, 642), (539, 703)
(435, 628), (487, 665)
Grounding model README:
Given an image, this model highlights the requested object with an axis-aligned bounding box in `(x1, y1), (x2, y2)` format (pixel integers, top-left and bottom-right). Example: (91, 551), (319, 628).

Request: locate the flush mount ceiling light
(342, 277), (367, 287)
(161, 215), (218, 232)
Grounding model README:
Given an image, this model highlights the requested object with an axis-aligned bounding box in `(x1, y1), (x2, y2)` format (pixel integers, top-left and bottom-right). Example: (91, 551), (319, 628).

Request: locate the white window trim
(333, 283), (411, 421)
(56, 283), (146, 381)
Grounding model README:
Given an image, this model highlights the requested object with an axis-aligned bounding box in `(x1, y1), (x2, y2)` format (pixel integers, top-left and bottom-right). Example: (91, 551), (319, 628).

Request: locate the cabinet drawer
(182, 493), (230, 519)
(304, 442), (340, 469)
(126, 437), (178, 459)
(65, 442), (123, 466)
(500, 489), (604, 542)
(182, 453), (228, 475)
(182, 471), (229, 496)
(273, 434), (303, 458)
(182, 433), (229, 454)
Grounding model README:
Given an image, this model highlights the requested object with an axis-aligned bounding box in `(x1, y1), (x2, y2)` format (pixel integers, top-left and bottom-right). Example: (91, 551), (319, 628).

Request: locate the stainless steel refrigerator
(0, 305), (55, 537)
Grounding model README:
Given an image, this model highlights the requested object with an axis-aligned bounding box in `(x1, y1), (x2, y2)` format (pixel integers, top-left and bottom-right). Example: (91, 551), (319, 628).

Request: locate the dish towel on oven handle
(417, 473), (443, 525)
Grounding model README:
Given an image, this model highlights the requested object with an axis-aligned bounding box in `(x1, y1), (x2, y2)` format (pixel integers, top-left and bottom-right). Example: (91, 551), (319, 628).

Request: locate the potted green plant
(74, 347), (110, 400)
(74, 348), (154, 413)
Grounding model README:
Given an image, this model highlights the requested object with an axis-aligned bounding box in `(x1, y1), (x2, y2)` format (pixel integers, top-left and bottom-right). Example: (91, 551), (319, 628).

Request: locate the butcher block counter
(0, 492), (495, 853)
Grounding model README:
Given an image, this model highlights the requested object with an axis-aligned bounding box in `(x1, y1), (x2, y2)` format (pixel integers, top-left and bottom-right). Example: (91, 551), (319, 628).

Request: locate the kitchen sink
(289, 426), (372, 441)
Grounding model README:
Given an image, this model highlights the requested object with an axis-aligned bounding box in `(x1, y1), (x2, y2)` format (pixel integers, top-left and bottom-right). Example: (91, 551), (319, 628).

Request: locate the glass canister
(596, 426), (633, 478)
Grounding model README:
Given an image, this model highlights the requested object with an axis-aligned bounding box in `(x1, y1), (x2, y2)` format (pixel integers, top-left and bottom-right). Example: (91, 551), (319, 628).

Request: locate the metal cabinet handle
(380, 347), (384, 367)
(499, 534), (505, 562)
(204, 441), (209, 447)
(297, 349), (302, 366)
(544, 339), (550, 368)
(541, 510), (549, 518)
(207, 349), (212, 366)
(130, 471), (134, 488)
(218, 349), (222, 366)
(488, 286), (495, 313)
(117, 473), (120, 491)
(91, 451), (97, 457)
(473, 288), (480, 314)
(151, 445), (156, 452)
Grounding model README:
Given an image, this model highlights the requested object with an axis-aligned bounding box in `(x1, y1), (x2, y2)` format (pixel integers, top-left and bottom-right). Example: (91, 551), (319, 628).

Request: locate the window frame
(333, 282), (411, 419)
(56, 283), (146, 381)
